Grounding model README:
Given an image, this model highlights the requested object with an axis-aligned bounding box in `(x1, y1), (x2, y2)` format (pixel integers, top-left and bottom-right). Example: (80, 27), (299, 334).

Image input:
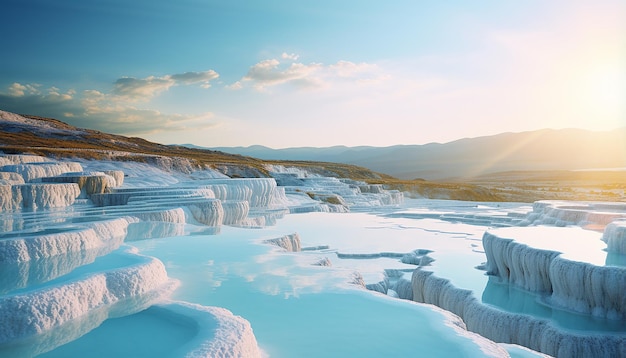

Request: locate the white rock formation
(125, 221), (186, 241)
(402, 201), (626, 357)
(393, 278), (414, 300)
(264, 233), (301, 252)
(483, 226), (626, 320)
(159, 302), (261, 358)
(411, 269), (626, 358)
(0, 185), (22, 211)
(104, 170), (125, 187)
(91, 187), (216, 206)
(221, 201), (250, 225)
(203, 184), (253, 202)
(602, 220), (626, 254)
(198, 178), (278, 208)
(549, 257), (626, 320)
(483, 230), (560, 293)
(0, 154), (48, 165)
(0, 217), (134, 263)
(1, 162), (84, 182)
(313, 257), (332, 266)
(42, 172), (117, 198)
(19, 183), (81, 210)
(0, 172), (24, 185)
(0, 183), (82, 211)
(133, 208), (187, 224)
(268, 165), (403, 210)
(0, 242), (121, 295)
(0, 249), (171, 344)
(89, 184), (255, 228)
(523, 201), (626, 227)
(185, 199), (225, 226)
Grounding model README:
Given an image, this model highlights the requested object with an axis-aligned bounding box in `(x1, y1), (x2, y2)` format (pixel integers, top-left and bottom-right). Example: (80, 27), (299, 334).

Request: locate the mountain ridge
(206, 127), (626, 180)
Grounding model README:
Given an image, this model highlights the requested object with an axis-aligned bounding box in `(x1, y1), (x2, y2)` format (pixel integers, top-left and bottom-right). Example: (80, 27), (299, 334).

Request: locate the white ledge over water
(484, 226), (626, 320)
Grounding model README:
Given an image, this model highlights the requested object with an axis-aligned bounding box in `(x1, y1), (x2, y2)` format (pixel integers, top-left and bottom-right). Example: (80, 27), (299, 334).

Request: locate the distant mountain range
(203, 128), (626, 180)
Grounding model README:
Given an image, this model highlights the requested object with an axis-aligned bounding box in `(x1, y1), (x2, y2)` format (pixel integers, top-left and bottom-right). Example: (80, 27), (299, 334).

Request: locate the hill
(0, 110), (389, 181)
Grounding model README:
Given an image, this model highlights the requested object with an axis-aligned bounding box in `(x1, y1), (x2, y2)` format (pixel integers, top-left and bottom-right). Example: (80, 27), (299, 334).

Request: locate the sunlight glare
(582, 63), (626, 126)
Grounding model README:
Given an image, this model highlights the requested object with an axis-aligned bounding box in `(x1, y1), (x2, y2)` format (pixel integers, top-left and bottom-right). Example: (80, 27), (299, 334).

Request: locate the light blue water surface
(31, 202), (610, 357)
(130, 225), (492, 357)
(28, 211), (508, 358)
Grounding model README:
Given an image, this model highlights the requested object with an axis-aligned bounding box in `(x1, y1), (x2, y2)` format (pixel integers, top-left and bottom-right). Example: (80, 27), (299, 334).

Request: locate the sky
(0, 0), (624, 148)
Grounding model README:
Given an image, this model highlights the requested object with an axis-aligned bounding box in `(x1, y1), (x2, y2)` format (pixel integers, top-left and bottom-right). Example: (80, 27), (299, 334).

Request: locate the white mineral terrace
(524, 200), (626, 227)
(603, 220), (626, 254)
(1, 151), (625, 357)
(0, 246), (176, 356)
(0, 155), (285, 356)
(407, 202), (626, 357)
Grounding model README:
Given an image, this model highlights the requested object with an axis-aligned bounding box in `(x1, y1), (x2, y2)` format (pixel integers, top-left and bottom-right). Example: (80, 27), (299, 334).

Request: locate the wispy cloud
(169, 70), (219, 85)
(1, 84), (75, 107)
(236, 55), (387, 91)
(329, 61), (381, 80)
(47, 87), (75, 101)
(112, 76), (173, 100)
(78, 101), (216, 135)
(8, 82), (42, 97)
(80, 89), (216, 134)
(242, 59), (323, 90)
(225, 81), (243, 90)
(0, 85), (83, 125)
(113, 70), (219, 100)
(281, 52), (300, 61)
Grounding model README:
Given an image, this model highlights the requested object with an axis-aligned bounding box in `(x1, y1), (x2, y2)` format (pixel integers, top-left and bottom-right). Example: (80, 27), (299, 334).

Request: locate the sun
(580, 62), (626, 127)
(588, 64), (624, 105)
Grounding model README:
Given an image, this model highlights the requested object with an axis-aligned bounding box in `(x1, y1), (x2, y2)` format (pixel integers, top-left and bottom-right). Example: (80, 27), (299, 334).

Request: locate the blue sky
(1, 0), (624, 148)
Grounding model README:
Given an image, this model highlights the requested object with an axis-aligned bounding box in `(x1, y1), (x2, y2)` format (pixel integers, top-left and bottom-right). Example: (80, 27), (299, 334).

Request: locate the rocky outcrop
(264, 233), (301, 252)
(411, 269), (626, 358)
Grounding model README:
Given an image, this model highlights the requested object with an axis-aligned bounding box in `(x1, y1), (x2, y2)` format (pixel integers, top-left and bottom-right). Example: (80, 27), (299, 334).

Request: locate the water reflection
(482, 276), (626, 332)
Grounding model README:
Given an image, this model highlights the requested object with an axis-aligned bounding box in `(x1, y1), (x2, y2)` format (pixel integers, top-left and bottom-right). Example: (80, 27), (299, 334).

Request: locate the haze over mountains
(1, 108), (623, 182)
(207, 128), (626, 180)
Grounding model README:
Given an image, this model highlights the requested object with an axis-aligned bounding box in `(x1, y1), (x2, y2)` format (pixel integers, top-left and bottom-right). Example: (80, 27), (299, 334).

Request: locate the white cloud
(3, 83), (74, 103)
(169, 70), (219, 85)
(281, 52), (300, 61)
(8, 82), (41, 97)
(78, 88), (217, 134)
(329, 60), (378, 78)
(249, 60), (319, 85)
(327, 60), (389, 86)
(8, 83), (27, 96)
(226, 81), (243, 90)
(243, 58), (322, 90)
(113, 69), (220, 100)
(238, 56), (385, 91)
(47, 87), (75, 101)
(113, 76), (173, 100)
